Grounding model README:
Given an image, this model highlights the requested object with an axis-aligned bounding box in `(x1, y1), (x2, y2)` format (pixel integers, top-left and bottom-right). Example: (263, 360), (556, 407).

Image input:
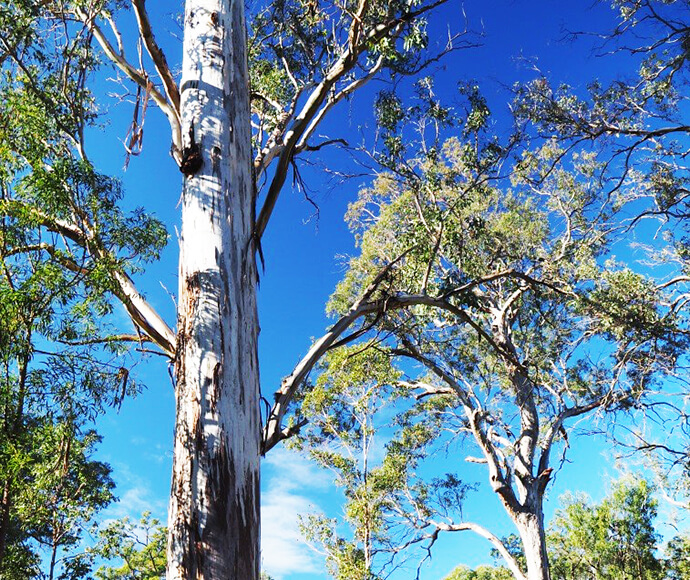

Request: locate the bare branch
(254, 0), (452, 241)
(261, 254), (407, 453)
(76, 8), (182, 161)
(432, 520), (527, 580)
(538, 390), (632, 475)
(295, 54), (386, 153)
(130, 0), (181, 113)
(105, 14), (125, 57)
(302, 138), (349, 152)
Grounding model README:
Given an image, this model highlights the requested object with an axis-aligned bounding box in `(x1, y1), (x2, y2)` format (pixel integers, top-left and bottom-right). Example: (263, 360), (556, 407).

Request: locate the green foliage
(0, 7), (172, 574)
(373, 79), (493, 169)
(317, 95), (683, 578)
(0, 266), (124, 579)
(0, 55), (154, 574)
(0, 418), (115, 579)
(446, 478), (690, 580)
(248, 0), (447, 155)
(512, 1), (690, 282)
(297, 346), (471, 578)
(0, 0), (168, 330)
(548, 479), (663, 580)
(443, 564), (514, 580)
(333, 106), (679, 408)
(664, 534), (690, 580)
(511, 2), (690, 510)
(92, 512), (166, 580)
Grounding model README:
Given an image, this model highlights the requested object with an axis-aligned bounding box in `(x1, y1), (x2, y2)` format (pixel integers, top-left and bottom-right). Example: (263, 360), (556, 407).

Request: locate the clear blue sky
(83, 1), (680, 578)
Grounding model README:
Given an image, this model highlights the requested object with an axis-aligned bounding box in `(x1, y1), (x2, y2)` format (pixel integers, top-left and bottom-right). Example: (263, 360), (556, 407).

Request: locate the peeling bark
(167, 0), (260, 578)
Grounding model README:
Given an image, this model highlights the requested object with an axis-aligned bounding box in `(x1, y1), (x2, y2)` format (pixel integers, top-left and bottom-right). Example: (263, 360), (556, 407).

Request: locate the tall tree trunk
(0, 480), (11, 568)
(0, 349), (30, 569)
(515, 509), (550, 580)
(167, 0), (260, 578)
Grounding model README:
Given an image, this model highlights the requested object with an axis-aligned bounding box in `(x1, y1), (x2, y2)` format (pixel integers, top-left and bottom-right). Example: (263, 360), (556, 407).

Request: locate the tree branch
(262, 267), (533, 453)
(130, 0), (181, 114)
(537, 389), (630, 475)
(432, 520), (527, 580)
(254, 0), (451, 241)
(57, 334), (152, 346)
(0, 199), (176, 356)
(76, 7), (182, 161)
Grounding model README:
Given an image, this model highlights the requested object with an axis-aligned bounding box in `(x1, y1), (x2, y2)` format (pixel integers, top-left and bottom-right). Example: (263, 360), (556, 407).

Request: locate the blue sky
(79, 1), (687, 578)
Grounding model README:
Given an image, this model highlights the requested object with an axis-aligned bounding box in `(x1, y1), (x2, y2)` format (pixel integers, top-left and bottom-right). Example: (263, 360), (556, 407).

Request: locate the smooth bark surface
(517, 511), (551, 580)
(168, 0), (260, 578)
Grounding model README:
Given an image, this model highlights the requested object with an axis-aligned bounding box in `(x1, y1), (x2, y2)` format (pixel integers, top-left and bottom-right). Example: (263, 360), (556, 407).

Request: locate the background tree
(443, 478), (685, 580)
(280, 94), (682, 580)
(444, 565), (514, 580)
(27, 426), (115, 580)
(512, 0), (690, 513)
(298, 347), (401, 580)
(297, 346), (472, 580)
(92, 512), (166, 580)
(548, 479), (663, 580)
(0, 198), (131, 580)
(0, 5), (169, 575)
(0, 416), (115, 579)
(663, 534), (690, 580)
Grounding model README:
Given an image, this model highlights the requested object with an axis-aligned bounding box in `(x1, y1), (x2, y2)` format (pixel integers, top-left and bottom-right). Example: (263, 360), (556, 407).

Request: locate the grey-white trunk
(515, 510), (550, 580)
(167, 0), (260, 578)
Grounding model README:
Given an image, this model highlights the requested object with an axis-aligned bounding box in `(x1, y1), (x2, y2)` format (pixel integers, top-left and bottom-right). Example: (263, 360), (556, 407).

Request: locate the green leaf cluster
(298, 346), (471, 578)
(444, 564), (514, 580)
(549, 479), (664, 580)
(92, 513), (166, 580)
(0, 418), (115, 579)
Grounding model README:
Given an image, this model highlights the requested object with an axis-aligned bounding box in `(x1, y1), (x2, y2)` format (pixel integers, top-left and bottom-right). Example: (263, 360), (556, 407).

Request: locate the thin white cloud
(104, 485), (166, 521)
(101, 460), (168, 522)
(261, 448), (330, 579)
(263, 447), (332, 492)
(261, 489), (322, 578)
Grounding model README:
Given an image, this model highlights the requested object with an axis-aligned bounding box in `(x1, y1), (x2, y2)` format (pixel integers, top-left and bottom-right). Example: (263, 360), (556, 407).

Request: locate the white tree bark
(167, 0), (260, 578)
(515, 510), (551, 580)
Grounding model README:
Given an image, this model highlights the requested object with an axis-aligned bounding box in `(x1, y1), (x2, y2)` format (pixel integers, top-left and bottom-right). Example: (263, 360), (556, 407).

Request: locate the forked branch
(254, 0), (452, 241)
(76, 7), (182, 161)
(262, 264), (521, 452)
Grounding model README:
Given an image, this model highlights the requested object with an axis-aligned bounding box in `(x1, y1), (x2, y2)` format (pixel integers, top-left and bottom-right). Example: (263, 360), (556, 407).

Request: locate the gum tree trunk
(167, 0), (260, 578)
(495, 487), (551, 580)
(515, 507), (550, 580)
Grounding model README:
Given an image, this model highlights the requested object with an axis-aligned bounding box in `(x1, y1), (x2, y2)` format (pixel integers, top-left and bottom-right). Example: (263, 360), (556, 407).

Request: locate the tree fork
(168, 0), (260, 578)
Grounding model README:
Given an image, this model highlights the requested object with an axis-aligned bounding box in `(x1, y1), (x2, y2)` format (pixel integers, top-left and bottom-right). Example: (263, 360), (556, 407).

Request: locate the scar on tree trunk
(179, 124), (203, 176)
